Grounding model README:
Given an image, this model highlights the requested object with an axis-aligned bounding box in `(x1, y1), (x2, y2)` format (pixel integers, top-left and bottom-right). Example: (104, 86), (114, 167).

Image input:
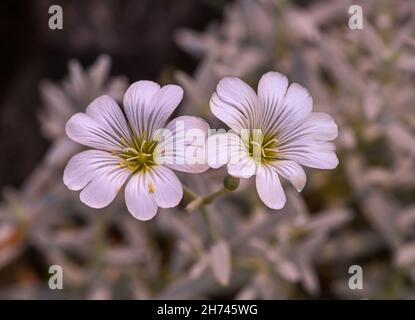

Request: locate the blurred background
(0, 0), (414, 299)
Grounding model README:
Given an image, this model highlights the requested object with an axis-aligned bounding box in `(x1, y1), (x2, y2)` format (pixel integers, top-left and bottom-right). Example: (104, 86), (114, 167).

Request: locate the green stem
(183, 184), (198, 200)
(183, 185), (226, 242)
(183, 176), (239, 242)
(185, 186), (228, 213)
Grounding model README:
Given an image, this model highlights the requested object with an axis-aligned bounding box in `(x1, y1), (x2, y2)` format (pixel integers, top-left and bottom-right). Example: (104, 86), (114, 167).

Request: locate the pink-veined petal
(256, 165), (286, 209)
(63, 150), (130, 208)
(265, 81), (313, 137)
(272, 160), (307, 192)
(86, 95), (132, 143)
(258, 71), (289, 133)
(156, 116), (209, 173)
(276, 111), (339, 170)
(227, 152), (257, 179)
(210, 77), (258, 132)
(124, 173), (158, 221)
(206, 132), (244, 169)
(65, 96), (130, 151)
(123, 81), (183, 139)
(123, 80), (160, 137)
(147, 84), (184, 138)
(280, 141), (339, 169)
(147, 166), (183, 208)
(278, 112), (338, 145)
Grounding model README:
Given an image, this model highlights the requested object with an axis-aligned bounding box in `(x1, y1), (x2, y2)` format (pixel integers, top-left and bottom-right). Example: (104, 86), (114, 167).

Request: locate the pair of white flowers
(63, 71), (338, 220)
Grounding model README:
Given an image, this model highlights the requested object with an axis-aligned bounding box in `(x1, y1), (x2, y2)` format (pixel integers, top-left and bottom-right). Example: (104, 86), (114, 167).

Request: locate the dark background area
(0, 0), (225, 189)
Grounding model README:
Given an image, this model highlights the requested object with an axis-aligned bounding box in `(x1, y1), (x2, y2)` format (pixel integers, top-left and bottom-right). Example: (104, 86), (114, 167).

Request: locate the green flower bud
(223, 175), (240, 191)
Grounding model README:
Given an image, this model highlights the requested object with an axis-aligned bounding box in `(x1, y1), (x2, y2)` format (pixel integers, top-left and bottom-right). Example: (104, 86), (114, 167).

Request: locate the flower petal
(148, 84), (184, 137)
(207, 132), (256, 178)
(278, 112), (338, 145)
(124, 173), (158, 221)
(278, 112), (339, 169)
(123, 80), (160, 137)
(256, 165), (286, 209)
(227, 153), (256, 179)
(66, 96), (130, 151)
(257, 71), (289, 132)
(63, 150), (130, 209)
(86, 95), (132, 143)
(156, 116), (209, 173)
(273, 160), (306, 192)
(265, 81), (313, 137)
(210, 77), (258, 132)
(206, 132), (244, 169)
(280, 141), (339, 169)
(63, 150), (128, 190)
(147, 166), (183, 208)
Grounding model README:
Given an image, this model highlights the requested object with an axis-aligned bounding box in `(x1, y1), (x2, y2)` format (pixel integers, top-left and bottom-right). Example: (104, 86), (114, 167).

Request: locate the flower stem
(185, 186), (228, 212)
(184, 175), (240, 212)
(183, 184), (198, 200)
(183, 176), (240, 242)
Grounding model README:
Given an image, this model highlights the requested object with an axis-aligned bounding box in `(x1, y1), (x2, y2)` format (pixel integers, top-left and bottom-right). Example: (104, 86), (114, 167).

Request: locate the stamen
(123, 147), (139, 154)
(117, 139), (159, 174)
(262, 138), (277, 149)
(251, 141), (261, 147)
(247, 131), (279, 164)
(126, 156), (140, 161)
(140, 140), (146, 154)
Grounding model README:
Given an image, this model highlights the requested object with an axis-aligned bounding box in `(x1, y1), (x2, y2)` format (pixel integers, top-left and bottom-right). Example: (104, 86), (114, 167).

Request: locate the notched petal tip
(259, 71), (288, 84)
(159, 84), (184, 102)
(128, 79), (159, 88)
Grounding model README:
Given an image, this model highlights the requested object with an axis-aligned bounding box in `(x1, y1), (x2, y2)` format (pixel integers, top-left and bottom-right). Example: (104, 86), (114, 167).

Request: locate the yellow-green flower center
(117, 139), (158, 173)
(244, 130), (279, 164)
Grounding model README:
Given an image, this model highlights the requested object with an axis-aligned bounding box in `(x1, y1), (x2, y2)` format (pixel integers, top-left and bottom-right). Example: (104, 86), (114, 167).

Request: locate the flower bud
(223, 175), (240, 191)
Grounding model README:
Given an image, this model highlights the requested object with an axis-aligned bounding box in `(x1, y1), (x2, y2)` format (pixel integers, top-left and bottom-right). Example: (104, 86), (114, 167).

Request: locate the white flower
(207, 71), (338, 209)
(63, 81), (209, 220)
